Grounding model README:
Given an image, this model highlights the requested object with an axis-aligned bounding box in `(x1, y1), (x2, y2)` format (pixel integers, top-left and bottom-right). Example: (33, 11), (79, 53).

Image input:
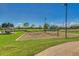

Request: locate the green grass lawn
(0, 32), (24, 45)
(68, 31), (79, 34)
(26, 29), (43, 32)
(15, 28), (43, 32)
(0, 31), (79, 56)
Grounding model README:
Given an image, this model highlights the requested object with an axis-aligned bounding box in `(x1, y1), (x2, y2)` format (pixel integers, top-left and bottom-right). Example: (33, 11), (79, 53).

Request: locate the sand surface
(16, 32), (79, 41)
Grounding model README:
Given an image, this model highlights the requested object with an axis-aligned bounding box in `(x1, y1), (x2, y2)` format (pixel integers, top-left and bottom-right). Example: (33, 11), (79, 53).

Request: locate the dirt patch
(60, 29), (79, 32)
(16, 32), (79, 41)
(35, 41), (79, 56)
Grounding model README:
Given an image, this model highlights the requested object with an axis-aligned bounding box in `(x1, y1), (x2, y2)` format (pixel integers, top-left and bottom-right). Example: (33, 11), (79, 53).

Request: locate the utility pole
(64, 3), (68, 39)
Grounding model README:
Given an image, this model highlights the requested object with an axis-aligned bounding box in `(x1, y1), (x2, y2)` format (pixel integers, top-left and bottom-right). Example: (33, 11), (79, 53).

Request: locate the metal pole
(45, 17), (47, 24)
(64, 3), (68, 39)
(57, 27), (59, 36)
(44, 17), (47, 32)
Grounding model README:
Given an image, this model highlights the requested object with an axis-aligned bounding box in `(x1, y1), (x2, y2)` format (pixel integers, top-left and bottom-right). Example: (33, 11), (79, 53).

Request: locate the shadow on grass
(0, 33), (12, 35)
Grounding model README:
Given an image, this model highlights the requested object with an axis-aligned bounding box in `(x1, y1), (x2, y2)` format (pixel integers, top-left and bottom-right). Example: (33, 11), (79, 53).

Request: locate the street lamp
(44, 17), (47, 32)
(45, 17), (47, 24)
(64, 3), (68, 39)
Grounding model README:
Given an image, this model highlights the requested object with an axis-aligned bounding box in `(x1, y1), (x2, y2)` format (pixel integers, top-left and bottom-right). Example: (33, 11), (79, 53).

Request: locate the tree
(0, 25), (1, 29)
(1, 22), (14, 34)
(2, 23), (14, 28)
(70, 25), (79, 29)
(49, 25), (58, 31)
(43, 23), (49, 32)
(49, 25), (59, 36)
(38, 25), (42, 29)
(23, 22), (29, 28)
(31, 24), (35, 28)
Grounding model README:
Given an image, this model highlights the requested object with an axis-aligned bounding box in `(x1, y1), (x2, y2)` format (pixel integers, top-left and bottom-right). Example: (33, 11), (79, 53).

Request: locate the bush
(5, 31), (11, 34)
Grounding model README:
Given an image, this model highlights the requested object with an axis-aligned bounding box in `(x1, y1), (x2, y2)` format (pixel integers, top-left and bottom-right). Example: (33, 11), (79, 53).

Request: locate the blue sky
(0, 3), (79, 26)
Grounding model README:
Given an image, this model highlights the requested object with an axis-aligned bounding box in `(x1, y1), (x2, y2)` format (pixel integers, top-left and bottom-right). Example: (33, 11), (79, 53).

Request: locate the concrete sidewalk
(35, 41), (79, 56)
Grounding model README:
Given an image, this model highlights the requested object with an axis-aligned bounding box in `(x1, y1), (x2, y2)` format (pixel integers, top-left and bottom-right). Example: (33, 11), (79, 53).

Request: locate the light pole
(64, 3), (68, 39)
(44, 17), (47, 32)
(45, 17), (47, 24)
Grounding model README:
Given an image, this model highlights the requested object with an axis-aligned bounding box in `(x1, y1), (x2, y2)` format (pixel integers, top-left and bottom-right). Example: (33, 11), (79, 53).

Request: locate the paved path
(35, 41), (79, 56)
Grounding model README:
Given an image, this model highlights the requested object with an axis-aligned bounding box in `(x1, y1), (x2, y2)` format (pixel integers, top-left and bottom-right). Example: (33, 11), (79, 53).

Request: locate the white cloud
(15, 23), (23, 27)
(69, 22), (79, 26)
(50, 22), (54, 25)
(50, 22), (64, 26)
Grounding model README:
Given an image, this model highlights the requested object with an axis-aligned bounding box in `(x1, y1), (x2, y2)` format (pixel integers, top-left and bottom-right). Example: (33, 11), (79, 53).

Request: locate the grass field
(0, 31), (79, 56)
(68, 31), (79, 34)
(0, 32), (24, 46)
(15, 28), (43, 32)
